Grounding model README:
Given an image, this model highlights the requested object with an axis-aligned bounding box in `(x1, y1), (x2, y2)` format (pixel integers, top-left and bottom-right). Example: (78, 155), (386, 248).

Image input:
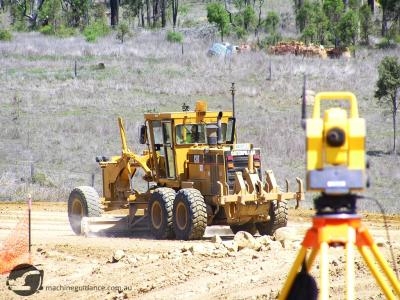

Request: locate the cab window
(175, 123), (228, 144)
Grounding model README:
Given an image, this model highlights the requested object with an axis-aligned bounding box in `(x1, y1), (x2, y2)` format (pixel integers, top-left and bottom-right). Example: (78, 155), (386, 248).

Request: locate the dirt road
(1, 202), (400, 300)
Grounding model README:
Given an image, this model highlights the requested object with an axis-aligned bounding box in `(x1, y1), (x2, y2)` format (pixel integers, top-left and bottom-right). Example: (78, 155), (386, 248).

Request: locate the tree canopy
(375, 56), (400, 153)
(207, 2), (230, 42)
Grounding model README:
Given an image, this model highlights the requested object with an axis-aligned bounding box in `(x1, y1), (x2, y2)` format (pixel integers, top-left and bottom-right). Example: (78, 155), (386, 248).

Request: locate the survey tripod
(279, 194), (400, 300)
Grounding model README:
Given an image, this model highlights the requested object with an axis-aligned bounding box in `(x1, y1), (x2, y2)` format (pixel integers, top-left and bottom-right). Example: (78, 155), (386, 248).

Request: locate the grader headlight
(226, 155), (234, 169)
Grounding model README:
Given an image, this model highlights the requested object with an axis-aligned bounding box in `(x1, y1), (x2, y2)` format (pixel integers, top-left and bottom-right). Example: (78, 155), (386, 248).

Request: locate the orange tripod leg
(278, 246), (308, 300)
(279, 215), (400, 299)
(280, 215), (400, 299)
(356, 225), (400, 299)
(368, 243), (400, 296)
(358, 246), (398, 300)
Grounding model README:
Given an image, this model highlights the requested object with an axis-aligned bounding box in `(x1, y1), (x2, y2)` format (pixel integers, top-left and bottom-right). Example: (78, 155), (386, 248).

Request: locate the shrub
(359, 4), (372, 45)
(167, 31), (183, 43)
(0, 29), (12, 41)
(83, 21), (110, 42)
(32, 172), (54, 187)
(265, 11), (280, 34)
(39, 24), (76, 37)
(116, 22), (130, 43)
(12, 20), (28, 32)
(39, 25), (54, 35)
(376, 37), (397, 49)
(235, 27), (247, 40)
(207, 2), (230, 42)
(259, 33), (282, 48)
(57, 25), (76, 37)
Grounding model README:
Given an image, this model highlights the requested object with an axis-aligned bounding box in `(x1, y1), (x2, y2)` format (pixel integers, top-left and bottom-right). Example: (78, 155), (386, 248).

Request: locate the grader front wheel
(256, 200), (288, 236)
(173, 189), (207, 240)
(148, 188), (175, 239)
(68, 186), (103, 235)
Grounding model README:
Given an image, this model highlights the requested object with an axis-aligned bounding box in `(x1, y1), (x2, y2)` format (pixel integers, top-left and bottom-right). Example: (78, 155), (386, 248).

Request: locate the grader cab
(68, 101), (304, 240)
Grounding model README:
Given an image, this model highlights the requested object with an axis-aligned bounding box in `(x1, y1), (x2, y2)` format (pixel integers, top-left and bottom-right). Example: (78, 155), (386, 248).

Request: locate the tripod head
(313, 193), (359, 215)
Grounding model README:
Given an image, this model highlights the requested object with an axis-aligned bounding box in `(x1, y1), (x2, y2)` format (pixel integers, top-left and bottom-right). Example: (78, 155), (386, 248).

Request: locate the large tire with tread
(230, 222), (257, 235)
(256, 200), (288, 236)
(148, 187), (175, 239)
(68, 186), (103, 235)
(173, 188), (207, 240)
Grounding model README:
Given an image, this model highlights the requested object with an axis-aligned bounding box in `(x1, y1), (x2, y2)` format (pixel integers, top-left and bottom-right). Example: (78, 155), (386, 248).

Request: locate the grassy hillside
(0, 3), (399, 213)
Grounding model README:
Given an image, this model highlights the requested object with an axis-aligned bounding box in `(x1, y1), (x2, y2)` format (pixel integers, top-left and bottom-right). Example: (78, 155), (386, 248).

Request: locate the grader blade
(80, 216), (149, 237)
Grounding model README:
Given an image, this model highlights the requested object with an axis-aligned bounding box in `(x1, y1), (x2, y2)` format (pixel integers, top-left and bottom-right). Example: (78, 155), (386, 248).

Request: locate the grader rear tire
(230, 222), (257, 235)
(68, 186), (103, 235)
(173, 189), (207, 240)
(148, 187), (175, 239)
(256, 200), (288, 236)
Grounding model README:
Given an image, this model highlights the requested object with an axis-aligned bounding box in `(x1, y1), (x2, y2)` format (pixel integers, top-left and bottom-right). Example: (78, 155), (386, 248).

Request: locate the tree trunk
(146, 0), (151, 27)
(294, 0), (304, 12)
(153, 0), (159, 27)
(368, 0), (375, 12)
(393, 110), (396, 154)
(382, 8), (388, 36)
(172, 0), (178, 28)
(141, 9), (145, 27)
(161, 0), (166, 27)
(257, 0), (263, 28)
(394, 90), (399, 154)
(110, 0), (119, 27)
(72, 8), (80, 27)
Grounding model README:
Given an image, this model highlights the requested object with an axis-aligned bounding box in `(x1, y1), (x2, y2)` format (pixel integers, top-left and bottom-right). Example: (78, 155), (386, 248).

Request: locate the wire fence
(1, 160), (399, 214)
(0, 160), (150, 202)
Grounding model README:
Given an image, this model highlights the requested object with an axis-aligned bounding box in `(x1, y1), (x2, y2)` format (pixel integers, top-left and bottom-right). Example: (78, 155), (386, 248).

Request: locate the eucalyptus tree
(375, 57), (400, 153)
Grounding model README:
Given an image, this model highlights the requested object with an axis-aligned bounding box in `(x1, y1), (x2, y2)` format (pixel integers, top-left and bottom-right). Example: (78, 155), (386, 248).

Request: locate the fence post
(30, 163), (35, 182)
(267, 60), (272, 81)
(74, 60), (77, 78)
(27, 193), (32, 253)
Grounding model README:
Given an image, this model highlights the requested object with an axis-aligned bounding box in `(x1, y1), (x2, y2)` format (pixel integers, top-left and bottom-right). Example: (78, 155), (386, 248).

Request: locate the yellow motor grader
(68, 101), (304, 240)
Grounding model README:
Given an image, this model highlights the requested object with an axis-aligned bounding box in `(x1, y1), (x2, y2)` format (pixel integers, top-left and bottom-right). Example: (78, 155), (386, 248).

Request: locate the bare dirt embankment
(1, 202), (400, 300)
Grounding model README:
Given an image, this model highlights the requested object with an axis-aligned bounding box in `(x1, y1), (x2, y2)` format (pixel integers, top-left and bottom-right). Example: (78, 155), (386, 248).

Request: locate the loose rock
(211, 234), (223, 244)
(234, 231), (262, 251)
(222, 241), (239, 252)
(257, 235), (274, 247)
(112, 249), (125, 262)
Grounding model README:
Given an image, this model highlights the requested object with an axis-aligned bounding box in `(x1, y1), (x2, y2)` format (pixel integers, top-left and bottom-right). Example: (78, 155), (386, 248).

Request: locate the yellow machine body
(94, 100), (303, 236)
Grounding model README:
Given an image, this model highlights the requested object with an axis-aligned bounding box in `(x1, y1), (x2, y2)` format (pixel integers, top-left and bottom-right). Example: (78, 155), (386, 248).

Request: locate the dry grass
(0, 24), (399, 212)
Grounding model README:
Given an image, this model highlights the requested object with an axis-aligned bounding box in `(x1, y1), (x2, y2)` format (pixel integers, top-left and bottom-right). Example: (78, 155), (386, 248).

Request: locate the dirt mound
(269, 41), (327, 58)
(268, 41), (352, 59)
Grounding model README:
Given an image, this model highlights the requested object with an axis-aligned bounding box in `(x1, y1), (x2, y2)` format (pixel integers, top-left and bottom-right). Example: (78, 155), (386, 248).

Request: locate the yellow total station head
(306, 91), (366, 194)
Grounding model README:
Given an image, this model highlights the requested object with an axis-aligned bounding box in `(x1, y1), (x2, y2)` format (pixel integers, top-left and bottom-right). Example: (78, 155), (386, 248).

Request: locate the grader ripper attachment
(68, 101), (304, 240)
